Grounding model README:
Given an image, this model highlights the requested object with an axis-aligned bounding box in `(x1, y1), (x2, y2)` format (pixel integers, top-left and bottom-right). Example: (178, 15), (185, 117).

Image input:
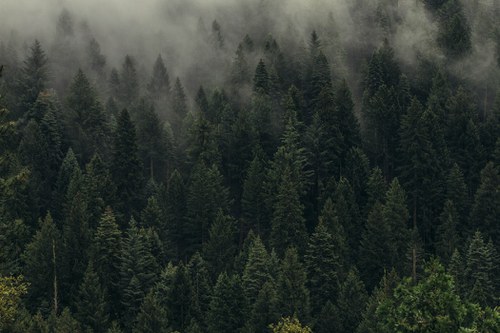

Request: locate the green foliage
(133, 290), (170, 333)
(242, 236), (271, 305)
(203, 211), (237, 278)
(269, 316), (312, 333)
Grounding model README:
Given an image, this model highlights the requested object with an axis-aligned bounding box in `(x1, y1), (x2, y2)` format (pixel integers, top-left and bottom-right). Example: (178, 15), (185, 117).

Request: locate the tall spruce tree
(111, 109), (143, 221)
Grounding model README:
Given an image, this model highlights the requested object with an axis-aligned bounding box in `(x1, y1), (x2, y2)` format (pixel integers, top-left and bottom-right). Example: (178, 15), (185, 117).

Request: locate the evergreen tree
(120, 220), (159, 326)
(315, 301), (342, 333)
(207, 273), (246, 333)
(435, 200), (460, 263)
(166, 262), (193, 331)
(171, 77), (187, 137)
(365, 167), (387, 214)
(92, 207), (122, 317)
(337, 267), (368, 333)
(253, 59), (270, 94)
(465, 231), (496, 307)
(305, 221), (341, 313)
(133, 290), (170, 333)
(185, 162), (229, 255)
(147, 54), (170, 102)
(242, 236), (271, 306)
(23, 212), (61, 314)
(66, 69), (109, 162)
(75, 262), (109, 333)
(270, 166), (307, 255)
(334, 80), (361, 162)
(249, 281), (280, 332)
(383, 178), (411, 275)
(111, 109), (143, 221)
(359, 202), (392, 291)
(164, 169), (186, 260)
(119, 55), (139, 105)
(16, 40), (49, 116)
(470, 162), (500, 247)
(241, 151), (267, 236)
(202, 211), (237, 279)
(276, 247), (310, 322)
(187, 253), (212, 327)
(445, 163), (468, 226)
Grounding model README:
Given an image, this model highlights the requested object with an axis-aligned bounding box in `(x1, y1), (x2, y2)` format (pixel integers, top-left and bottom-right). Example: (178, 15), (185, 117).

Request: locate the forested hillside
(0, 0), (499, 332)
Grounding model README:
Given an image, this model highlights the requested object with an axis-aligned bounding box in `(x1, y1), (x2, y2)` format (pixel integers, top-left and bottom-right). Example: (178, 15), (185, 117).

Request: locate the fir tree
(435, 200), (460, 263)
(119, 55), (139, 105)
(202, 211), (237, 279)
(242, 236), (271, 306)
(133, 290), (170, 333)
(167, 262), (193, 331)
(164, 169), (186, 260)
(111, 109), (143, 221)
(75, 261), (109, 333)
(147, 54), (170, 102)
(253, 59), (270, 94)
(277, 247), (310, 322)
(337, 267), (368, 333)
(207, 273), (246, 333)
(465, 231), (495, 307)
(305, 221), (341, 313)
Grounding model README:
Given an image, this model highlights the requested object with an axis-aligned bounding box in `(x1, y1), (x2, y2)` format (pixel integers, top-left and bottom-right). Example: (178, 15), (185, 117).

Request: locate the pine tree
(111, 109), (143, 221)
(305, 221), (341, 313)
(75, 262), (109, 333)
(120, 55), (139, 105)
(187, 253), (212, 327)
(465, 231), (495, 307)
(253, 59), (270, 94)
(171, 77), (187, 137)
(319, 198), (348, 272)
(358, 202), (392, 291)
(337, 267), (368, 333)
(242, 236), (271, 306)
(277, 247), (310, 322)
(66, 69), (109, 162)
(120, 220), (159, 326)
(92, 207), (122, 317)
(166, 262), (193, 331)
(470, 162), (500, 247)
(270, 166), (307, 255)
(315, 301), (342, 333)
(185, 162), (229, 255)
(202, 211), (237, 279)
(333, 177), (361, 258)
(23, 212), (61, 314)
(445, 163), (468, 226)
(383, 178), (411, 275)
(52, 148), (79, 223)
(133, 290), (170, 333)
(435, 200), (460, 263)
(249, 281), (280, 332)
(241, 152), (267, 236)
(164, 169), (186, 260)
(16, 40), (49, 116)
(334, 80), (361, 161)
(365, 167), (387, 214)
(207, 273), (246, 333)
(147, 54), (170, 102)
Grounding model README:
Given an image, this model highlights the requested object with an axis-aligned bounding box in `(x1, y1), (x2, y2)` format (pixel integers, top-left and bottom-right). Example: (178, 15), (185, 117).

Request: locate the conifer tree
(365, 167), (387, 214)
(445, 163), (468, 225)
(16, 40), (49, 116)
(111, 109), (143, 221)
(185, 162), (229, 254)
(171, 77), (188, 137)
(207, 273), (246, 333)
(305, 221), (341, 313)
(147, 54), (170, 102)
(133, 290), (170, 333)
(435, 200), (460, 263)
(249, 281), (280, 332)
(23, 212), (61, 314)
(202, 211), (237, 279)
(277, 247), (310, 322)
(242, 236), (271, 306)
(165, 262), (194, 331)
(470, 162), (500, 247)
(337, 267), (368, 333)
(270, 167), (307, 255)
(334, 80), (361, 161)
(119, 55), (139, 105)
(75, 262), (109, 333)
(383, 178), (411, 275)
(52, 148), (80, 223)
(187, 253), (212, 327)
(92, 207), (122, 317)
(164, 169), (186, 259)
(253, 59), (270, 94)
(315, 301), (342, 333)
(359, 202), (392, 290)
(465, 231), (495, 307)
(241, 152), (267, 236)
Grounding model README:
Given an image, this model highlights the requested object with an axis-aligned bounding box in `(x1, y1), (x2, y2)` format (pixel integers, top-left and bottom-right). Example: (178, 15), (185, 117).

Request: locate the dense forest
(0, 0), (499, 332)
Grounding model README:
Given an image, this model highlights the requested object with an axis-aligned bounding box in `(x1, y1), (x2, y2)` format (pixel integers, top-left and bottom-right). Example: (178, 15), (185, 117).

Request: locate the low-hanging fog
(1, 0), (499, 109)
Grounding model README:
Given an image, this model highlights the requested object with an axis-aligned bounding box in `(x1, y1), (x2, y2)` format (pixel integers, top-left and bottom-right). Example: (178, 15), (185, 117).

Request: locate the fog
(0, 0), (498, 104)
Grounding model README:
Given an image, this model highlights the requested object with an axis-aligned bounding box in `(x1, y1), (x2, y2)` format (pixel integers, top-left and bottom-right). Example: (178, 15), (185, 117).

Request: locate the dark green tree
(242, 236), (271, 306)
(111, 109), (143, 221)
(305, 221), (341, 313)
(133, 290), (170, 333)
(337, 268), (368, 333)
(253, 59), (270, 94)
(119, 55), (139, 105)
(202, 211), (237, 279)
(435, 200), (460, 263)
(207, 273), (246, 333)
(164, 169), (186, 260)
(75, 261), (109, 333)
(147, 54), (170, 102)
(470, 162), (500, 247)
(276, 247), (310, 322)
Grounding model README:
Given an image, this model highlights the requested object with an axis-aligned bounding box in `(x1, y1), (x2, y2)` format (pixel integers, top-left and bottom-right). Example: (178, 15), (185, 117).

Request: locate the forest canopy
(0, 0), (499, 332)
